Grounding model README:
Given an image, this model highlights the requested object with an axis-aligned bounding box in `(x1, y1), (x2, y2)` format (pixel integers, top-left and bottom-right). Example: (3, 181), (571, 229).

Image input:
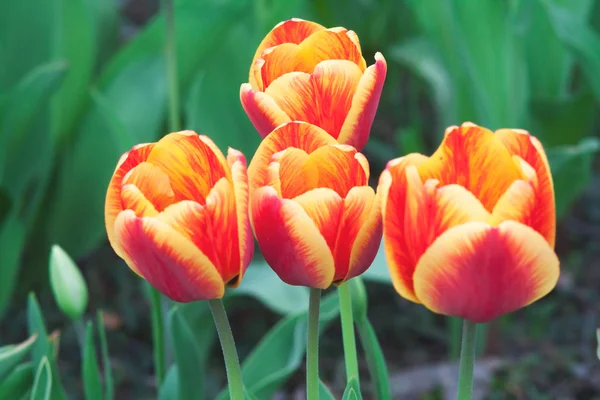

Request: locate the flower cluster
(105, 18), (558, 323)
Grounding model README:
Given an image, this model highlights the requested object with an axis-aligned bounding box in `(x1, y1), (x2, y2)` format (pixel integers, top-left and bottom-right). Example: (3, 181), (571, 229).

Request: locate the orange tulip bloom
(240, 18), (387, 151)
(379, 122), (559, 323)
(105, 131), (253, 302)
(248, 121), (382, 288)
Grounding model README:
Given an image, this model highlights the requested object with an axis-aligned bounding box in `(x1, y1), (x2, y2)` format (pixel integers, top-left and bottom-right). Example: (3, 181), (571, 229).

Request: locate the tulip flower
(105, 131), (253, 303)
(248, 121), (382, 288)
(379, 122), (559, 323)
(240, 18), (387, 151)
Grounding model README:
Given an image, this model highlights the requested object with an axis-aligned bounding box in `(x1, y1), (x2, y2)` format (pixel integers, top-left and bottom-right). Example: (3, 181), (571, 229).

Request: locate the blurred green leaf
(231, 260), (309, 315)
(97, 311), (114, 400)
(0, 335), (37, 381)
(544, 0), (600, 102)
(216, 293), (340, 400)
(90, 89), (136, 150)
(319, 380), (336, 400)
(523, 0), (594, 99)
(0, 362), (34, 400)
(184, 23), (261, 158)
(342, 376), (362, 400)
(49, 244), (89, 319)
(30, 357), (51, 400)
(85, 0), (120, 71)
(0, 0), (56, 91)
(390, 37), (454, 128)
(169, 307), (204, 400)
(0, 61), (68, 199)
(27, 293), (66, 400)
(243, 386), (261, 400)
(531, 90), (596, 146)
(50, 0), (96, 142)
(46, 0), (249, 258)
(0, 213), (26, 318)
(547, 137), (600, 216)
(83, 322), (103, 400)
(158, 365), (179, 400)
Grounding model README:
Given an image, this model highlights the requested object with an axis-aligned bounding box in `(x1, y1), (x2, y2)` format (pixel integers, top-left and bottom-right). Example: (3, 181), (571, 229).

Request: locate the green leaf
(230, 260), (309, 315)
(319, 380), (336, 400)
(30, 357), (51, 400)
(389, 38), (454, 128)
(0, 0), (57, 91)
(0, 362), (34, 400)
(85, 0), (120, 70)
(0, 61), (68, 199)
(97, 311), (114, 400)
(50, 0), (96, 142)
(49, 244), (89, 319)
(27, 293), (66, 400)
(530, 90), (596, 146)
(216, 294), (340, 400)
(0, 212), (27, 318)
(243, 386), (261, 400)
(158, 365), (179, 400)
(342, 376), (362, 400)
(547, 138), (600, 216)
(46, 0), (249, 258)
(356, 320), (391, 400)
(523, 0), (594, 98)
(82, 322), (103, 400)
(169, 307), (204, 400)
(0, 335), (37, 381)
(544, 0), (600, 102)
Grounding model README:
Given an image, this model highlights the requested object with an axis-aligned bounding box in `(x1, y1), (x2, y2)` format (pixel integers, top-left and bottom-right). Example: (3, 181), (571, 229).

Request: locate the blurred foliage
(1, 0), (600, 398)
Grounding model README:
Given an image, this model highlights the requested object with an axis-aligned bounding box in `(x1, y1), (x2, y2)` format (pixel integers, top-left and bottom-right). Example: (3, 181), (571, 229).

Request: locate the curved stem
(307, 288), (321, 400)
(209, 299), (244, 400)
(338, 282), (360, 383)
(456, 320), (478, 400)
(149, 286), (165, 387)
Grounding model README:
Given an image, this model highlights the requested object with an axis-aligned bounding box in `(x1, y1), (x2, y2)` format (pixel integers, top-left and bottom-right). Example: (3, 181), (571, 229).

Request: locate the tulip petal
(249, 19), (325, 89)
(307, 144), (368, 198)
(259, 30), (366, 89)
(293, 188), (344, 255)
(251, 186), (335, 288)
(378, 154), (430, 302)
(121, 185), (159, 218)
(228, 148), (254, 285)
(156, 178), (240, 285)
(265, 60), (363, 142)
(489, 180), (535, 227)
(248, 121), (337, 192)
(495, 129), (555, 247)
(273, 148), (314, 199)
(418, 123), (521, 211)
(335, 186), (381, 282)
(338, 52), (387, 150)
(413, 221), (560, 323)
(146, 131), (229, 205)
(121, 162), (175, 212)
(240, 83), (292, 138)
(105, 143), (155, 264)
(114, 210), (224, 302)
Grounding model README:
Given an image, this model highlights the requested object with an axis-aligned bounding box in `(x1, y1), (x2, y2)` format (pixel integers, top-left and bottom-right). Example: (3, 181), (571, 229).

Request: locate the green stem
(160, 0), (180, 132)
(338, 282), (360, 383)
(456, 320), (478, 400)
(356, 320), (391, 400)
(150, 286), (165, 387)
(307, 288), (321, 400)
(208, 299), (244, 400)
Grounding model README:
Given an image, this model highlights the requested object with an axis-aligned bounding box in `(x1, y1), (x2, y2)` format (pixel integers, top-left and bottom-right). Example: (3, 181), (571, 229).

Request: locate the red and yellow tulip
(105, 131), (253, 302)
(248, 121), (382, 288)
(379, 122), (559, 323)
(240, 18), (387, 151)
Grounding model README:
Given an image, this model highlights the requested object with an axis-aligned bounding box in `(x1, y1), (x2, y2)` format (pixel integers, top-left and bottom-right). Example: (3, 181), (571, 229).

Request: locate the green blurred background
(2, 0), (600, 398)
